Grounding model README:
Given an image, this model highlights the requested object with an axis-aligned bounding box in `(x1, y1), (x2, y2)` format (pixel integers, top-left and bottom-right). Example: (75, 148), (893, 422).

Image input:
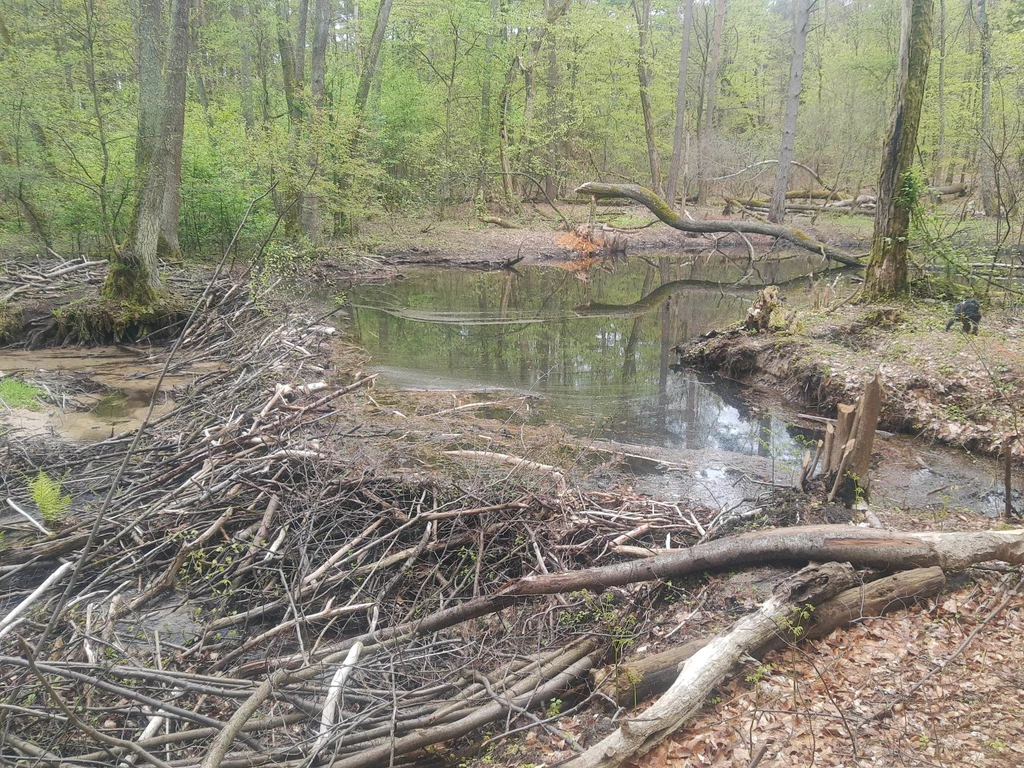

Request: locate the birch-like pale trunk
(976, 0), (996, 216)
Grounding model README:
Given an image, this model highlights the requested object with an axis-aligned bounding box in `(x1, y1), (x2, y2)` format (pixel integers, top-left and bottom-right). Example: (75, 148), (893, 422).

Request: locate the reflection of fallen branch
(444, 450), (567, 494)
(427, 397), (529, 417)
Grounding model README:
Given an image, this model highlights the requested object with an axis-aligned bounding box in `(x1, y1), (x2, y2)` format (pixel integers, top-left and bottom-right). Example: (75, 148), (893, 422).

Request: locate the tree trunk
(135, 0), (165, 181)
(232, 2), (256, 133)
(976, 0), (995, 216)
(563, 563), (859, 768)
(633, 0), (662, 197)
(697, 0), (726, 205)
(544, 7), (560, 202)
(354, 0), (393, 114)
(300, 0), (331, 241)
(933, 0), (946, 185)
(863, 0), (934, 300)
(108, 0), (188, 301)
(594, 566), (945, 707)
(576, 182), (864, 267)
(158, 0), (189, 259)
(666, 0), (694, 211)
(769, 0), (811, 224)
(295, 0), (309, 84)
(476, 0), (499, 197)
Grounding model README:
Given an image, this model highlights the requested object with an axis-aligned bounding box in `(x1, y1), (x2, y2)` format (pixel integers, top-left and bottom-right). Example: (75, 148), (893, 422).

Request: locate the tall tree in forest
(633, 0), (662, 197)
(355, 0), (395, 116)
(933, 0), (947, 185)
(975, 0), (996, 216)
(106, 0), (189, 302)
(769, 0), (812, 224)
(863, 0), (934, 300)
(666, 0), (695, 211)
(697, 0), (726, 205)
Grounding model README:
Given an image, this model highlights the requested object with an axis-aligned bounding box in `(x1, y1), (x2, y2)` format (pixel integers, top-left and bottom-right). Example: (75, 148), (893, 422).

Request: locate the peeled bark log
(594, 566), (945, 707)
(576, 182), (863, 268)
(564, 563), (859, 768)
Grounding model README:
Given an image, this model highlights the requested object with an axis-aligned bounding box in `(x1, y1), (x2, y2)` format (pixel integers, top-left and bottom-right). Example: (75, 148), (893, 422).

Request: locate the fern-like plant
(28, 471), (72, 526)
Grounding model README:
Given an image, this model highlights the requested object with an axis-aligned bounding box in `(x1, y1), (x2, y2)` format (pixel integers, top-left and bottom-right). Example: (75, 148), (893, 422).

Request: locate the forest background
(0, 0), (1022, 261)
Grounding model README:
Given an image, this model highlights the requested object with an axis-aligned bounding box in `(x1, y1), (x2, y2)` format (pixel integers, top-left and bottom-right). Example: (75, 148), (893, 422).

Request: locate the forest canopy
(0, 0), (1020, 254)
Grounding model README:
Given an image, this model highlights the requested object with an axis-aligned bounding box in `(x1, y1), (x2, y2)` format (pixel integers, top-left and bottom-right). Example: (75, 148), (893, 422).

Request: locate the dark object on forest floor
(945, 298), (982, 334)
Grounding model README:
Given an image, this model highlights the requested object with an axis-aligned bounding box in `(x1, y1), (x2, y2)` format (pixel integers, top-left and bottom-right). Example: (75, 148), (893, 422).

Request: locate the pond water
(348, 255), (1015, 516)
(350, 254), (843, 465)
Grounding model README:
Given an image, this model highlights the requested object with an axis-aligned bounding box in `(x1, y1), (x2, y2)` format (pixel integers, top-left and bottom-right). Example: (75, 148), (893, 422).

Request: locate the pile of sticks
(0, 254), (109, 303)
(0, 279), (718, 767)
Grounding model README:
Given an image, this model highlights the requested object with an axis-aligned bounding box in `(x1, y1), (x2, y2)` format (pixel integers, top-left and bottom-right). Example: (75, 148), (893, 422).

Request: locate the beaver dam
(1, 255), (1023, 768)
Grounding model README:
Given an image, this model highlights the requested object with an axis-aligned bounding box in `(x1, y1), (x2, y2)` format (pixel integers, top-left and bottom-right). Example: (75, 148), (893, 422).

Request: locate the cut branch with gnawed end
(575, 182), (863, 269)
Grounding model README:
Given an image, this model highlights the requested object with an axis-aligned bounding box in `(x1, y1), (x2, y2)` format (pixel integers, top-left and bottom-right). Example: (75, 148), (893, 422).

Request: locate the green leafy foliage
(28, 470), (72, 526)
(0, 378), (45, 409)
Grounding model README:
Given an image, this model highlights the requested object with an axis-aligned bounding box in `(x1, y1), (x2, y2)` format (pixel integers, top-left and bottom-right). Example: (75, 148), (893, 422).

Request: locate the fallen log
(593, 566), (945, 707)
(503, 525), (1024, 597)
(564, 562), (859, 768)
(478, 215), (518, 229)
(576, 182), (863, 269)
(930, 183), (968, 198)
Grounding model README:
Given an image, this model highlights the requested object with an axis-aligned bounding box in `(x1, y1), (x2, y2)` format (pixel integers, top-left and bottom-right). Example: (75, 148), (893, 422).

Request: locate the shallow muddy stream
(349, 255), (1011, 516)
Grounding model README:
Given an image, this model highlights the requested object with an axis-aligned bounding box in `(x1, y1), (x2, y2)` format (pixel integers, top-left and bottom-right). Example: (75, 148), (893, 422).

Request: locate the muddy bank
(677, 301), (1024, 458)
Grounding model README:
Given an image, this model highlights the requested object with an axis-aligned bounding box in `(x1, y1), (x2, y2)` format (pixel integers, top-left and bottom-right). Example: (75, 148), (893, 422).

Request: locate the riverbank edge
(676, 302), (1024, 461)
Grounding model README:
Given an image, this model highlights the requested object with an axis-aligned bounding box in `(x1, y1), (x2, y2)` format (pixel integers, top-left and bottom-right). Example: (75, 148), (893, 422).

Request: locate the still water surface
(350, 254), (842, 461)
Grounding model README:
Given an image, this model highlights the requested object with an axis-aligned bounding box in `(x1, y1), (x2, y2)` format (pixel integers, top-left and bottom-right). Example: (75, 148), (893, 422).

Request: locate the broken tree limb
(502, 525), (1024, 597)
(593, 565), (945, 707)
(849, 372), (884, 493)
(575, 182), (863, 269)
(563, 562), (859, 768)
(323, 637), (604, 768)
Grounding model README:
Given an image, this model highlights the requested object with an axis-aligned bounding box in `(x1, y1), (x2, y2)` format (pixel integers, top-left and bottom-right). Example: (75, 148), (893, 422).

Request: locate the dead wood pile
(2, 275), (1023, 768)
(0, 278), (721, 767)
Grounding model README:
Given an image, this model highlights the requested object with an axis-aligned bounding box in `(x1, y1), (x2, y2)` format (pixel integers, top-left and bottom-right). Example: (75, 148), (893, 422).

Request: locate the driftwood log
(593, 566), (945, 706)
(575, 182), (864, 269)
(563, 562), (859, 768)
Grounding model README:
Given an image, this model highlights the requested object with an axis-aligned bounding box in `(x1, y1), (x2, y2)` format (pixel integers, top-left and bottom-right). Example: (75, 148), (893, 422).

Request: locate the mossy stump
(52, 292), (188, 344)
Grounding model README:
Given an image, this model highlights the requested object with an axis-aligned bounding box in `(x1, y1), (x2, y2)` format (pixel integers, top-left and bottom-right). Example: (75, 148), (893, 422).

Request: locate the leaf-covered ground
(642, 572), (1024, 768)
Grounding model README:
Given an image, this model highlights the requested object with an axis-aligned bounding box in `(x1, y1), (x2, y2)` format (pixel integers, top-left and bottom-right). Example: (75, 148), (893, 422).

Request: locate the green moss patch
(53, 292), (189, 344)
(0, 302), (22, 344)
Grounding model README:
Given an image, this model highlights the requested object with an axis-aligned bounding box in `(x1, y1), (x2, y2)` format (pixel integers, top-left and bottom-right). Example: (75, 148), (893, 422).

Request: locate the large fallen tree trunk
(247, 525), (1024, 676)
(594, 565), (945, 706)
(564, 562), (860, 768)
(575, 182), (864, 269)
(504, 524), (1024, 597)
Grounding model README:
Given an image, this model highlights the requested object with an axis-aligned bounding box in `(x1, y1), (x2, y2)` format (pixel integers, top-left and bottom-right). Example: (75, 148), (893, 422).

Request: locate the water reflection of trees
(349, 257), (816, 456)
